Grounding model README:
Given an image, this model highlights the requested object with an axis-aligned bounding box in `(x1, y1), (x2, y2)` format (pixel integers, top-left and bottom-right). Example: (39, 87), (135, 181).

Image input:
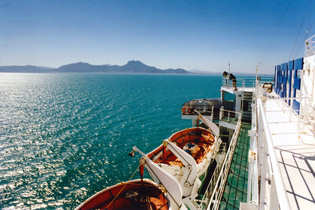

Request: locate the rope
(114, 183), (169, 209)
(157, 199), (169, 210)
(105, 164), (140, 209)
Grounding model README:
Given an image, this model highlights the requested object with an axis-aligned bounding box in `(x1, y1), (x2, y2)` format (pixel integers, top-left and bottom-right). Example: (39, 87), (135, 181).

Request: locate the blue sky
(0, 0), (314, 74)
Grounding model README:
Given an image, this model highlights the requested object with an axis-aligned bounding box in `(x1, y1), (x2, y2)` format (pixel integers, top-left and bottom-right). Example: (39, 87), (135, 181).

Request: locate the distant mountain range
(0, 60), (190, 74)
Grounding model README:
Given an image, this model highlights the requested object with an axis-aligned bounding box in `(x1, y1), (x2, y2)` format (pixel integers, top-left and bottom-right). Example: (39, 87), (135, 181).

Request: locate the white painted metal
(163, 140), (199, 197)
(256, 99), (291, 210)
(132, 146), (183, 209)
(222, 77), (273, 90)
(182, 107), (214, 126)
(269, 174), (279, 210)
(196, 110), (220, 137)
(248, 130), (258, 204)
(219, 120), (237, 130)
(302, 54), (315, 133)
(219, 106), (241, 123)
(305, 35), (315, 57)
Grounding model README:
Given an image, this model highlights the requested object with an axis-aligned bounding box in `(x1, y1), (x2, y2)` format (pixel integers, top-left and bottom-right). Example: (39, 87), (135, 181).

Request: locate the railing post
(298, 110), (301, 139)
(259, 136), (267, 210)
(269, 174), (279, 210)
(228, 110), (230, 121)
(211, 105), (214, 121)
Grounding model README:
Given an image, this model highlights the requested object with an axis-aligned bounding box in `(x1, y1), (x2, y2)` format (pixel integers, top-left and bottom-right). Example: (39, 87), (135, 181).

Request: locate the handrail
(222, 77), (274, 89)
(198, 110), (242, 210)
(182, 104), (214, 119)
(257, 99), (291, 210)
(219, 107), (239, 115)
(261, 95), (313, 136)
(208, 113), (242, 210)
(219, 107), (240, 123)
(182, 104), (214, 115)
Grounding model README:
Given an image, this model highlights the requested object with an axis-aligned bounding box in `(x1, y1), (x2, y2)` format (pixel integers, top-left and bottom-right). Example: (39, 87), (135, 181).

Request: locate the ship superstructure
(244, 35), (315, 210)
(178, 35), (315, 209)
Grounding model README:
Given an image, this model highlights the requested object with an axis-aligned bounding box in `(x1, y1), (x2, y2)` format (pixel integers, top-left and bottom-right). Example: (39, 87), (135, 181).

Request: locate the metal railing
(219, 107), (239, 123)
(300, 70), (315, 132)
(197, 110), (242, 210)
(222, 77), (274, 90)
(256, 99), (291, 210)
(182, 104), (214, 116)
(247, 80), (314, 208)
(305, 35), (315, 57)
(261, 95), (313, 137)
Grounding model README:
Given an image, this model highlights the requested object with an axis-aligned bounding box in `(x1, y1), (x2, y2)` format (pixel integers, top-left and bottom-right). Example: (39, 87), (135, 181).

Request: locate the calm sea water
(0, 73), (222, 209)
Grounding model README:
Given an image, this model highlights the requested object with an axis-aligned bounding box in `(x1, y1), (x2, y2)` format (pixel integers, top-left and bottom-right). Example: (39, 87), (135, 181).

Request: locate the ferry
(77, 35), (315, 210)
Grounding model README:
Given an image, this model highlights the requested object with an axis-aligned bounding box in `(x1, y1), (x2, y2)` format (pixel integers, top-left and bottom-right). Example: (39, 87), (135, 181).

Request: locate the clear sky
(0, 0), (314, 74)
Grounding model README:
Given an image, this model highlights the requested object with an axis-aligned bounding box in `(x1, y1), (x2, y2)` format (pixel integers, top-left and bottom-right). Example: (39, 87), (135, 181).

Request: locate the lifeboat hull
(76, 179), (169, 210)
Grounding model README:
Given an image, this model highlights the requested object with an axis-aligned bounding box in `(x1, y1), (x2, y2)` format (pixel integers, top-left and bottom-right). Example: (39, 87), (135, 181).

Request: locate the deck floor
(219, 123), (251, 210)
(265, 99), (315, 210)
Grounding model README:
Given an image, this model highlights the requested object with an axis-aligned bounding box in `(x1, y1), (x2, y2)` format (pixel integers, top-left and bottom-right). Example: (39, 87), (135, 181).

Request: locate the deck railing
(222, 77), (273, 90)
(255, 99), (291, 210)
(219, 107), (239, 123)
(197, 110), (242, 210)
(259, 95), (313, 136)
(181, 104), (214, 116)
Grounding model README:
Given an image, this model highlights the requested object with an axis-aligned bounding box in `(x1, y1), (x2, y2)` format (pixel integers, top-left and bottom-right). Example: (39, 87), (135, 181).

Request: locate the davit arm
(163, 140), (198, 189)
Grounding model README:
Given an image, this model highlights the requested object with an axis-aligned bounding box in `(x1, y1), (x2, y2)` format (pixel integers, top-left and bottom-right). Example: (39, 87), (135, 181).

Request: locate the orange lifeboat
(76, 179), (169, 210)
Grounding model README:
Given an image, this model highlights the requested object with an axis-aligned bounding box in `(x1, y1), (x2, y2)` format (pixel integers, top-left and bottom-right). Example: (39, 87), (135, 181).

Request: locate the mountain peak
(126, 60), (145, 65)
(70, 62), (90, 66)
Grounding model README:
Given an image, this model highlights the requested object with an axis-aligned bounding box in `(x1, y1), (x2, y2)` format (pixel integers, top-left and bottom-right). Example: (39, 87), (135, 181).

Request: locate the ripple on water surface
(0, 73), (221, 209)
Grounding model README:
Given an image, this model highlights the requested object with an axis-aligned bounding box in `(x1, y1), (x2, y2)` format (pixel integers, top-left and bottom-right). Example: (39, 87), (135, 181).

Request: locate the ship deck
(264, 98), (315, 209)
(221, 87), (255, 94)
(219, 123), (251, 210)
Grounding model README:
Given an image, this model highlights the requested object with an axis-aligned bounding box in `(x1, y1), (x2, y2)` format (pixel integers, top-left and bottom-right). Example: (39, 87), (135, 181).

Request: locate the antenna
(228, 62), (230, 75)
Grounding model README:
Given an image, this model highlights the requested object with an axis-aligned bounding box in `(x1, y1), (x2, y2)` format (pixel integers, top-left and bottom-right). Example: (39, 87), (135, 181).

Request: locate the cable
(258, 0), (292, 67)
(289, 0), (312, 60)
(293, 2), (315, 59)
(105, 165), (140, 209)
(293, 17), (315, 58)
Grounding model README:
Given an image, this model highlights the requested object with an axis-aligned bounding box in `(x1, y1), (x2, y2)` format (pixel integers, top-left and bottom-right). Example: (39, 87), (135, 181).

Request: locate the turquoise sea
(0, 73), (222, 209)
